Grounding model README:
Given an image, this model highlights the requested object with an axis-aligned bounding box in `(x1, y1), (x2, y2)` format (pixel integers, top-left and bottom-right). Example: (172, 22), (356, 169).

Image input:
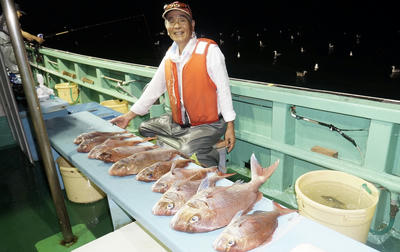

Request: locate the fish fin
(205, 166), (218, 173)
(260, 234), (274, 247)
(250, 154), (279, 185)
(170, 161), (178, 175)
(181, 159), (193, 167)
(256, 191), (263, 203)
(197, 176), (210, 193)
(142, 136), (157, 143)
(177, 152), (207, 167)
(207, 171), (236, 186)
(239, 193), (261, 215)
(242, 206), (254, 215)
(215, 171), (236, 178)
(252, 210), (265, 214)
(227, 210), (244, 227)
(272, 201), (297, 216)
(233, 180), (245, 185)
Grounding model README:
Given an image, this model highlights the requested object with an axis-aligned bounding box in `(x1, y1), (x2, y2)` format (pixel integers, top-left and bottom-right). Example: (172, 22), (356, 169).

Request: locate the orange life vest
(165, 38), (219, 126)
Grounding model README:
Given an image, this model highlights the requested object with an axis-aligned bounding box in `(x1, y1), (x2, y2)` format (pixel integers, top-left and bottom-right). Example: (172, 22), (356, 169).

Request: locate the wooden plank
(311, 146), (338, 158)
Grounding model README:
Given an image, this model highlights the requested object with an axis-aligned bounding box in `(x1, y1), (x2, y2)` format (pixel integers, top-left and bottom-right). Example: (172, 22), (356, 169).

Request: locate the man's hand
(110, 111), (137, 129)
(224, 121), (235, 153)
(35, 36), (44, 44)
(21, 30), (44, 44)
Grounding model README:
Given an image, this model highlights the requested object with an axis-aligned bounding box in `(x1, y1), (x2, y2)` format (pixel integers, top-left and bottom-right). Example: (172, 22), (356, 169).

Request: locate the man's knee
(138, 120), (155, 137)
(179, 143), (195, 156)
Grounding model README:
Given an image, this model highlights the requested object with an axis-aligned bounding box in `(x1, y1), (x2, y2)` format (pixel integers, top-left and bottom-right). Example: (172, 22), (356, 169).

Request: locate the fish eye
(147, 173), (153, 179)
(190, 215), (199, 223)
(227, 240), (235, 247)
(167, 203), (174, 210)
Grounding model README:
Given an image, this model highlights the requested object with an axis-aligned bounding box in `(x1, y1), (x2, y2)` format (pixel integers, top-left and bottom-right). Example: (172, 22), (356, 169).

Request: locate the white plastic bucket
(57, 157), (105, 203)
(295, 170), (379, 243)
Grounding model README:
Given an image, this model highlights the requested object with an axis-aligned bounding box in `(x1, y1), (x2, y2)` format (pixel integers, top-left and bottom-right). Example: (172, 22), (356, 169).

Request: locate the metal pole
(0, 47), (33, 163)
(0, 0), (75, 244)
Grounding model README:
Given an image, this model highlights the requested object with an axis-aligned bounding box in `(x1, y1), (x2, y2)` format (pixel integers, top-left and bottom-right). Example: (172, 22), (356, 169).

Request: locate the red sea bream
(170, 154), (279, 233)
(213, 202), (296, 252)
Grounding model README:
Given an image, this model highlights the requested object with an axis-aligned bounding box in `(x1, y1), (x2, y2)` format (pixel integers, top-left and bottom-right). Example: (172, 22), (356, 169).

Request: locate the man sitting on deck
(110, 1), (236, 167)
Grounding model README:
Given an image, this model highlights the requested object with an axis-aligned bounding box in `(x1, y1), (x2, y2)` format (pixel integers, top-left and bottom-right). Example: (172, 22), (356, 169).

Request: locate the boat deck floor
(0, 144), (113, 252)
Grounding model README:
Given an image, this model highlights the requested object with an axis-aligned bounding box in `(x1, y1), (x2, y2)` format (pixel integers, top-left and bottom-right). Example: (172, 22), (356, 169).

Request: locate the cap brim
(162, 8), (191, 19)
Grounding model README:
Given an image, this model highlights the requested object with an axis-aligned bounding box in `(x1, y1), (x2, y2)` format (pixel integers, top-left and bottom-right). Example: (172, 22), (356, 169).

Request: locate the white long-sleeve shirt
(130, 36), (236, 123)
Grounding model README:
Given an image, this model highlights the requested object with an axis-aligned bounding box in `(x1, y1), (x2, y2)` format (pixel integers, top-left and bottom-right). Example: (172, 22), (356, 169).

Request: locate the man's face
(165, 10), (194, 46)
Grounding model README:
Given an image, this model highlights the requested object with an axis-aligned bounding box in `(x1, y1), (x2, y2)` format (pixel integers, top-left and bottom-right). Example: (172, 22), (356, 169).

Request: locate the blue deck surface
(66, 102), (122, 120)
(45, 111), (378, 252)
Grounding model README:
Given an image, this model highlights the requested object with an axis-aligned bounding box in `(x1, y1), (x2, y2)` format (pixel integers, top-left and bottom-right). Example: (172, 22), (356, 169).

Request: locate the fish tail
(182, 158), (193, 165)
(208, 171), (236, 185)
(215, 170), (236, 177)
(273, 201), (297, 216)
(174, 159), (193, 168)
(207, 166), (218, 173)
(141, 136), (157, 142)
(177, 152), (208, 167)
(119, 130), (134, 137)
(250, 153), (279, 185)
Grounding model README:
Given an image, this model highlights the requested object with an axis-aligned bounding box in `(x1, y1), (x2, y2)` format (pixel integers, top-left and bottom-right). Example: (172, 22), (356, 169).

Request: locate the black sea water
(43, 18), (400, 101)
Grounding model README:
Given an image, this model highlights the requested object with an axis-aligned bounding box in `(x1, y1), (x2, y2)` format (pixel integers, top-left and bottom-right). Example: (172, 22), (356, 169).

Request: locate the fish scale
(73, 130), (130, 144)
(98, 145), (159, 163)
(77, 134), (134, 153)
(108, 148), (181, 176)
(88, 137), (155, 159)
(151, 165), (218, 193)
(136, 159), (192, 182)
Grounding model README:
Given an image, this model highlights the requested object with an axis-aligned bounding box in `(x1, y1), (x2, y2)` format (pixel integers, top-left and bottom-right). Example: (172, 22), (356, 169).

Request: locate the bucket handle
(297, 197), (305, 209)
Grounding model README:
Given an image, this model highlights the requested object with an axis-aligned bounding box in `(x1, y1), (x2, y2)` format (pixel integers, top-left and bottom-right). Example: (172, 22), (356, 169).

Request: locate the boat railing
(27, 44), (400, 243)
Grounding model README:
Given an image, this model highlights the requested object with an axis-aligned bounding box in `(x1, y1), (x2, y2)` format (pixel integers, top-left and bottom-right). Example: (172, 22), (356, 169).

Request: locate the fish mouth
(77, 145), (88, 152)
(170, 218), (208, 233)
(152, 183), (168, 193)
(170, 205), (215, 233)
(213, 235), (239, 252)
(98, 153), (111, 161)
(108, 164), (127, 176)
(136, 172), (153, 182)
(152, 201), (175, 216)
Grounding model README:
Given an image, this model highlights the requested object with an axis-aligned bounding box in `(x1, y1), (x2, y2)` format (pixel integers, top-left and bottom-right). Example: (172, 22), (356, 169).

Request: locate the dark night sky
(10, 0), (399, 37)
(2, 0), (399, 99)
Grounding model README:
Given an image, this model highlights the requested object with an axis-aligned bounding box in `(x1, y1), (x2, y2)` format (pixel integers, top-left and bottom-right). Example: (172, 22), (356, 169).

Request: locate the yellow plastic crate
(100, 99), (129, 113)
(54, 82), (79, 104)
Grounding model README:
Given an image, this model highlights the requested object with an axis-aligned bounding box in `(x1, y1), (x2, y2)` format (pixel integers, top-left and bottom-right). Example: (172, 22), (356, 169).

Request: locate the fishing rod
(290, 105), (365, 159)
(43, 14), (145, 39)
